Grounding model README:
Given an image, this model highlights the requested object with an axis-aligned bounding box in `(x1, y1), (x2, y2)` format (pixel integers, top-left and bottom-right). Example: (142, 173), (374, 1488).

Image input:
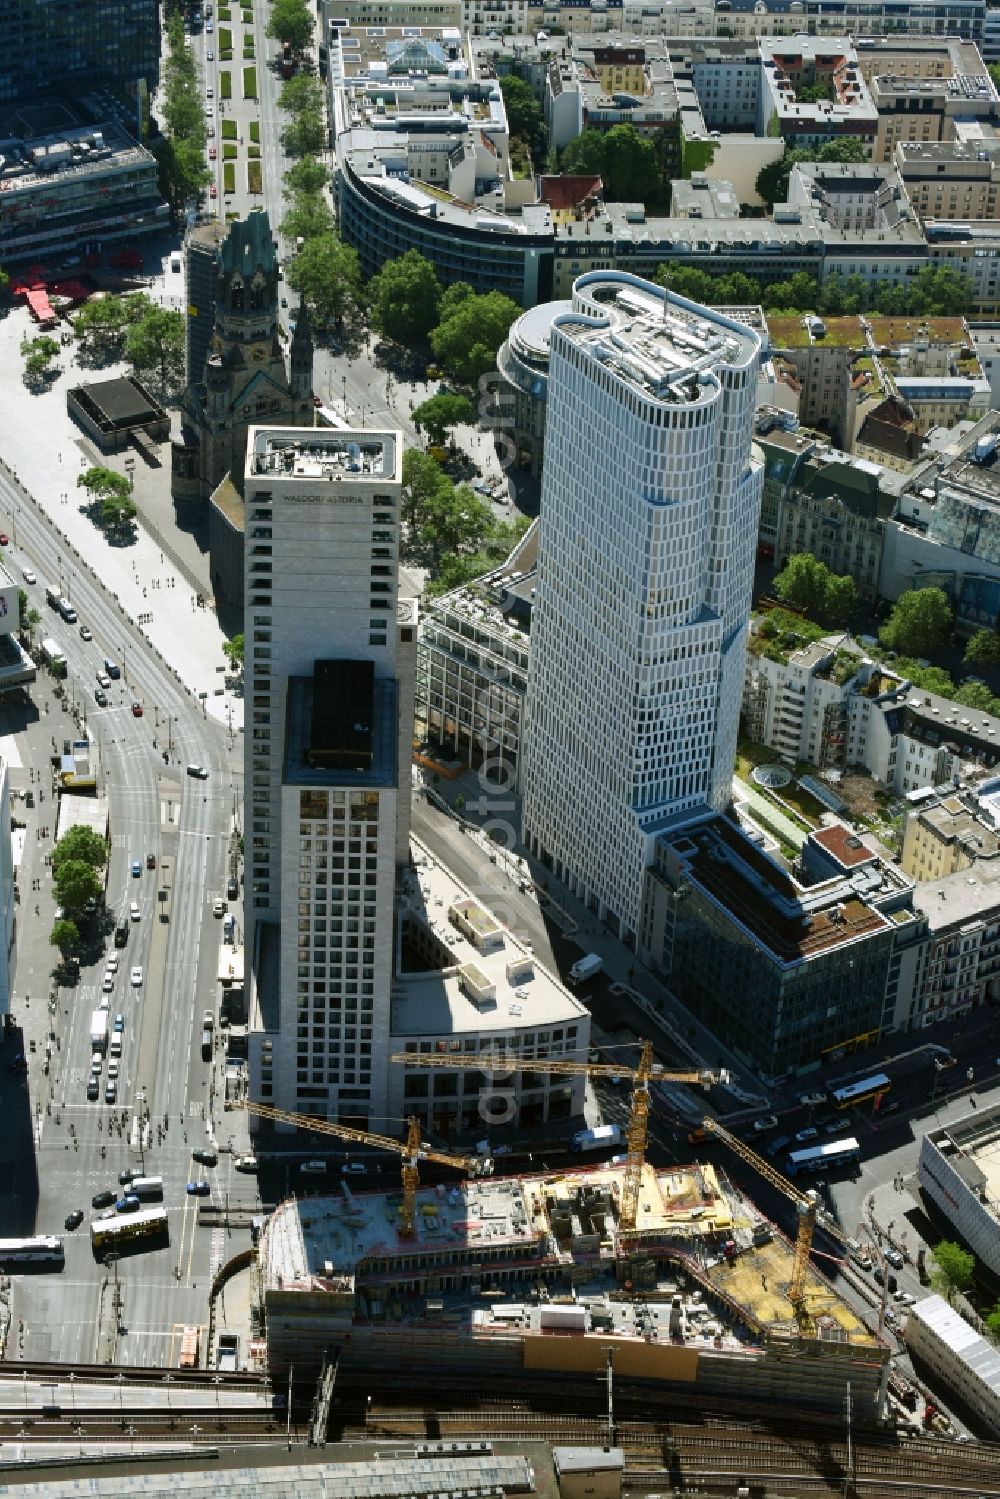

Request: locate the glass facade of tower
(0, 0), (160, 103)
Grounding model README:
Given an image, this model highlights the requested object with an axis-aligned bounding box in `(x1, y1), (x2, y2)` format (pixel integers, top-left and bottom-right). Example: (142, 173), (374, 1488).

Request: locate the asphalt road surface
(0, 472), (254, 1368)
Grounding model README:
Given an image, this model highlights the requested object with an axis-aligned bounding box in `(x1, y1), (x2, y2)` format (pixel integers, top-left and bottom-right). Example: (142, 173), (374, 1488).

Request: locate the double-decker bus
(828, 1072), (891, 1110)
(0, 1237), (64, 1269)
(90, 1208), (168, 1255)
(786, 1136), (861, 1177)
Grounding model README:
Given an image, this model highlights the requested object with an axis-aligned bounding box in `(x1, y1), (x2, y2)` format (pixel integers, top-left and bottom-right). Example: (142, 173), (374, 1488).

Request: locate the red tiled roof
(538, 174), (603, 211)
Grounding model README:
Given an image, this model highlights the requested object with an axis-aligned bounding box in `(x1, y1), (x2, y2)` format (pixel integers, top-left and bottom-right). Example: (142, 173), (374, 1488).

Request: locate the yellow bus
(90, 1207), (168, 1255)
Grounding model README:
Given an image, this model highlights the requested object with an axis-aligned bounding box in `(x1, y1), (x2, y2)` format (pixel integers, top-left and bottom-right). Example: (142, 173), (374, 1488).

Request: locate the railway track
(0, 1412), (289, 1444)
(346, 1405), (1000, 1497)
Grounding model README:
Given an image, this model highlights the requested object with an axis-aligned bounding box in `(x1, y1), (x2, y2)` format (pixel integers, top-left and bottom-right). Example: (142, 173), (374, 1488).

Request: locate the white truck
(38, 638), (67, 677)
(90, 1009), (109, 1053)
(568, 952), (603, 985)
(571, 1123), (623, 1154)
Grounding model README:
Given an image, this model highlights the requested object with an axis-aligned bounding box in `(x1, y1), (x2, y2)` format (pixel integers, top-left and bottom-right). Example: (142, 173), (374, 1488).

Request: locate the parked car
(213, 897), (225, 917)
(826, 1118), (852, 1136)
(92, 1190), (116, 1209)
(227, 875), (239, 899)
(885, 1247), (905, 1269)
(795, 1127), (819, 1143)
(798, 1092), (826, 1108)
(753, 1115), (779, 1133)
(65, 1209), (84, 1231)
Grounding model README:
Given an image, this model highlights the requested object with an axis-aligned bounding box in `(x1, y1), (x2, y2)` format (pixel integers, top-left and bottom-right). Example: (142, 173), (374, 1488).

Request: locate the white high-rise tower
(522, 271), (763, 942)
(243, 427), (416, 1130)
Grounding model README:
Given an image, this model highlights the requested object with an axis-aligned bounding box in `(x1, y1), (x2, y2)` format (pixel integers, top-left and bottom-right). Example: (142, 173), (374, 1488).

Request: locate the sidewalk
(0, 301), (241, 732)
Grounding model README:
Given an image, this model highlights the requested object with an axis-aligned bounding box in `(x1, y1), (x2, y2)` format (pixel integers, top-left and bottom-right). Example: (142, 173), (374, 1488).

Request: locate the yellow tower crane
(702, 1116), (854, 1328)
(390, 1042), (725, 1232)
(242, 1100), (492, 1239)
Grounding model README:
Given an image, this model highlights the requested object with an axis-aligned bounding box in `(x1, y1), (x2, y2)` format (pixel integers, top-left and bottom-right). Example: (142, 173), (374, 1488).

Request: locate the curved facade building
(336, 153), (553, 306)
(496, 299), (570, 476)
(522, 271), (763, 941)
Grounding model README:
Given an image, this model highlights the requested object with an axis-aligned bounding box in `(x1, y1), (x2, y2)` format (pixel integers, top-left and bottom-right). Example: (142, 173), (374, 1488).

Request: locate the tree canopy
(266, 0), (314, 53)
(412, 393), (475, 446)
(124, 303), (185, 393)
(282, 153), (328, 199)
(964, 629), (1000, 670)
(49, 918), (80, 961)
(223, 634), (245, 670)
(930, 1240), (975, 1304)
(656, 258), (973, 319)
(562, 123), (659, 201)
(21, 336), (60, 385)
(53, 858), (102, 917)
(499, 76), (542, 144)
(154, 12), (211, 210)
(52, 825), (108, 873)
(368, 250), (442, 343)
(772, 553), (858, 628)
(76, 467), (138, 536)
(287, 233), (361, 327)
(879, 588), (953, 658)
(430, 288), (521, 386)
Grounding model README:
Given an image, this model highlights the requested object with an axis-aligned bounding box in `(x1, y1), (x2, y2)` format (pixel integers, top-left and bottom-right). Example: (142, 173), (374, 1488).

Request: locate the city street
(0, 468), (256, 1368)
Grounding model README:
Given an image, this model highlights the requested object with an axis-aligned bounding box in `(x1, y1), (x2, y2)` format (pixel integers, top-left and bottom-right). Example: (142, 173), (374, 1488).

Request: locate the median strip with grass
(249, 121), (260, 143)
(218, 26), (232, 49)
(224, 162), (236, 193)
(248, 161), (262, 194)
(243, 65), (257, 99)
(220, 69), (232, 99)
(223, 143), (237, 160)
(222, 119), (237, 140)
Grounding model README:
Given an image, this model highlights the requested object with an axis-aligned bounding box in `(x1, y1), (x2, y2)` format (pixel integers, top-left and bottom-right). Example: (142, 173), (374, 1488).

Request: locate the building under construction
(257, 1157), (888, 1421)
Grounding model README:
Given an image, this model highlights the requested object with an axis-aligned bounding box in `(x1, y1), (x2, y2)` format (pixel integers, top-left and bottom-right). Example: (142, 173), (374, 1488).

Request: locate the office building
(0, 0), (159, 105)
(184, 220), (226, 389)
(244, 428), (415, 1130)
(522, 271), (763, 942)
(643, 814), (915, 1078)
(920, 1109), (1000, 1279)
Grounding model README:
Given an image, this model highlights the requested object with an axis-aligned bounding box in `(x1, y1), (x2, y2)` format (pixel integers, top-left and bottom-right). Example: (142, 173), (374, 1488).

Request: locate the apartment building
(743, 636), (1000, 794)
(901, 783), (1000, 881)
(757, 38), (878, 150)
(871, 68), (998, 162)
(243, 428), (415, 1130)
(897, 140), (1000, 221)
(880, 414), (1000, 631)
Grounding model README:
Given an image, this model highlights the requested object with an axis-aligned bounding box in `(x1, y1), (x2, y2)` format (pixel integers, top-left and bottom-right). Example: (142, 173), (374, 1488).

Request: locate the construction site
(256, 1147), (885, 1421)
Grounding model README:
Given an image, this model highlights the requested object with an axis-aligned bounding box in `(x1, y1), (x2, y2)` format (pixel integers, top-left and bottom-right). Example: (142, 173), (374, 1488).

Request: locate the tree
(499, 76), (542, 144)
(755, 136), (867, 210)
(101, 493), (139, 536)
(281, 109), (326, 158)
(124, 303), (185, 392)
(953, 681), (1000, 715)
(279, 73), (325, 117)
(964, 629), (1000, 670)
(430, 289), (521, 386)
(880, 587), (953, 658)
(400, 448), (494, 572)
(155, 11), (210, 211)
(823, 572), (859, 628)
(930, 1240), (975, 1304)
(283, 154), (328, 198)
(368, 250), (442, 343)
(266, 0), (314, 53)
(223, 634), (245, 671)
(287, 233), (361, 327)
(77, 466), (131, 504)
(49, 918), (80, 961)
(52, 825), (108, 873)
(53, 858), (102, 917)
(602, 123), (659, 201)
(773, 553), (832, 618)
(281, 191), (334, 245)
(909, 265), (972, 316)
(21, 336), (59, 385)
(560, 128), (606, 179)
(412, 393), (475, 445)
